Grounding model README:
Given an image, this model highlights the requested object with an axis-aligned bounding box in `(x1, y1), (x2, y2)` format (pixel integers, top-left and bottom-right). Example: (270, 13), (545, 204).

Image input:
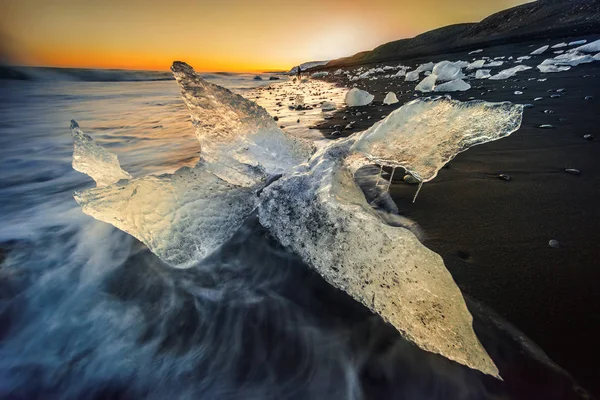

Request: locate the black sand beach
(310, 37), (600, 396)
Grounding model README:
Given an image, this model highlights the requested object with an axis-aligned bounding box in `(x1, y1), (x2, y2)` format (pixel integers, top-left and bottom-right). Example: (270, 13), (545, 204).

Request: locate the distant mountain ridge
(317, 0), (600, 69)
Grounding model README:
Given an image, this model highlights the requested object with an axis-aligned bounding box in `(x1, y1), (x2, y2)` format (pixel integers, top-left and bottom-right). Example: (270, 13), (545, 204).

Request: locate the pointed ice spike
(171, 62), (314, 186)
(413, 181), (424, 203)
(386, 167), (396, 191)
(70, 120), (131, 187)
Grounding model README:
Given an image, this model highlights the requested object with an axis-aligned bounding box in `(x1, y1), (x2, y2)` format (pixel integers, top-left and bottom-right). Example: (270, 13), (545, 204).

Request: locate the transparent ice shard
(489, 65), (532, 80)
(171, 61), (313, 186)
(433, 79), (471, 92)
(404, 70), (420, 82)
(531, 45), (549, 55)
(71, 120), (131, 187)
(415, 74), (437, 92)
(573, 39), (600, 53)
(74, 162), (258, 268)
(466, 60), (485, 70)
(475, 69), (492, 79)
(432, 61), (465, 82)
(350, 97), (524, 183)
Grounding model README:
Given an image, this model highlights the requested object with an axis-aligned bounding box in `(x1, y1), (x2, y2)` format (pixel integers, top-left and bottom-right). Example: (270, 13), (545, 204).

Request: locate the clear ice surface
(71, 62), (527, 379)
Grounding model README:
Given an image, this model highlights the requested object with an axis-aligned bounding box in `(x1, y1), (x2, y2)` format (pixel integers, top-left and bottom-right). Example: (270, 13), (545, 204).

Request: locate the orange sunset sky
(1, 0), (531, 72)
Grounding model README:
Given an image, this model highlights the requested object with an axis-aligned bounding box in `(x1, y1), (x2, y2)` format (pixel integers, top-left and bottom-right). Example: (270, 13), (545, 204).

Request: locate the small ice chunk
(514, 91), (523, 95)
(416, 62), (435, 72)
(71, 120), (132, 187)
(489, 65), (532, 80)
(469, 49), (483, 54)
(551, 43), (567, 49)
(311, 71), (329, 78)
(334, 69), (343, 75)
(568, 40), (587, 46)
(405, 70), (420, 81)
(393, 69), (407, 78)
(383, 92), (399, 105)
(517, 56), (531, 60)
(475, 69), (492, 79)
(415, 74), (438, 92)
(537, 64), (571, 73)
(553, 50), (565, 54)
(531, 45), (550, 55)
(345, 88), (374, 106)
(466, 60), (485, 70)
(433, 79), (471, 92)
(321, 101), (336, 111)
(432, 61), (465, 82)
(483, 61), (504, 67)
(573, 39), (600, 53)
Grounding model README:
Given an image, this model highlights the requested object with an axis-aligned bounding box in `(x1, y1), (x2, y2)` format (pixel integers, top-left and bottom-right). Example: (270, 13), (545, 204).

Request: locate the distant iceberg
(71, 62), (526, 379)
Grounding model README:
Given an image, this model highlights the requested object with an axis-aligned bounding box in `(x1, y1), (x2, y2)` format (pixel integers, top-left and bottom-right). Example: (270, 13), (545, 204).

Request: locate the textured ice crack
(70, 61), (525, 378)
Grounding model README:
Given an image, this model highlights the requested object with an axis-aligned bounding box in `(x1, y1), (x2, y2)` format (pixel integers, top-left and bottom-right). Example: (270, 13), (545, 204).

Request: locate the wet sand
(312, 38), (600, 395)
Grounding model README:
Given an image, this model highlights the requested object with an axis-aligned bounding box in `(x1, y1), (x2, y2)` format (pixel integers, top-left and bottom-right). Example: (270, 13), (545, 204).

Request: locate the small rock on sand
(549, 240), (560, 249)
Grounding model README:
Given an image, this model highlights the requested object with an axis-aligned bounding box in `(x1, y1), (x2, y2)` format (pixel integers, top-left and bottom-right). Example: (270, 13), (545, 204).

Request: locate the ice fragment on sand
(311, 71), (329, 78)
(551, 43), (567, 49)
(466, 60), (485, 70)
(573, 39), (600, 53)
(475, 69), (492, 79)
(469, 49), (483, 54)
(531, 45), (549, 55)
(404, 70), (420, 82)
(416, 62), (435, 73)
(489, 65), (532, 80)
(434, 79), (471, 92)
(415, 74), (437, 92)
(321, 101), (336, 111)
(432, 61), (465, 82)
(568, 40), (586, 46)
(345, 88), (374, 106)
(383, 92), (399, 105)
(483, 61), (504, 68)
(71, 120), (131, 187)
(537, 64), (571, 73)
(350, 97), (524, 183)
